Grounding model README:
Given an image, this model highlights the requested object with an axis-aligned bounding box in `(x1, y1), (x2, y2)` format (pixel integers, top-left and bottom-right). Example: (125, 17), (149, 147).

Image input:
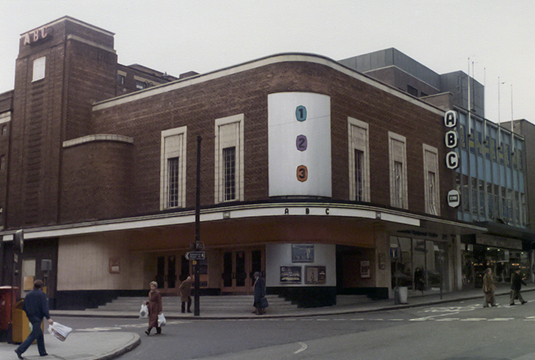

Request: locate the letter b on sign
(445, 131), (457, 148)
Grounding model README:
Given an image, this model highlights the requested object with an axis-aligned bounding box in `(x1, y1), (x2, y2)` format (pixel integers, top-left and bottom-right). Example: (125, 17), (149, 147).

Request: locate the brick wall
(61, 139), (133, 222)
(87, 59), (456, 221)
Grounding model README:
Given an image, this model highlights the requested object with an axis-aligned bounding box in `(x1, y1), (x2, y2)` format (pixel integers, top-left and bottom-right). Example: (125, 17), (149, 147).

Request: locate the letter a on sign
(444, 110), (457, 128)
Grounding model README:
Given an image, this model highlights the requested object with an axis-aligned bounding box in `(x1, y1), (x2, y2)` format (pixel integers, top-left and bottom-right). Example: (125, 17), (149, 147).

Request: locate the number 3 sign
(296, 106), (308, 181)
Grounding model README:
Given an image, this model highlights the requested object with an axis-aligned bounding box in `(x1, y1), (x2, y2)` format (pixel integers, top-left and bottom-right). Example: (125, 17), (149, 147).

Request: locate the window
(32, 57), (46, 82)
(167, 157), (179, 207)
(135, 80), (146, 90)
(389, 132), (408, 209)
(160, 127), (187, 210)
(407, 85), (418, 97)
(117, 73), (126, 85)
(223, 147), (236, 201)
(355, 149), (364, 201)
(423, 145), (439, 215)
(2, 125), (7, 135)
(0, 155), (5, 170)
(215, 114), (244, 203)
(348, 118), (370, 202)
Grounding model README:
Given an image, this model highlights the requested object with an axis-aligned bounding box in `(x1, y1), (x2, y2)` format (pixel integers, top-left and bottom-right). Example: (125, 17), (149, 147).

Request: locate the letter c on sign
(446, 152), (459, 169)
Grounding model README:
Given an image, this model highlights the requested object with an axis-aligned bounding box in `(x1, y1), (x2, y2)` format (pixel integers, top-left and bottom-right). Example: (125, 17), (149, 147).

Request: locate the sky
(1, 0), (534, 124)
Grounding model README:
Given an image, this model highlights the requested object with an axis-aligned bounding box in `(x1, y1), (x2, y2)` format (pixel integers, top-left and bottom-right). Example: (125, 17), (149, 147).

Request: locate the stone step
(92, 295), (295, 312)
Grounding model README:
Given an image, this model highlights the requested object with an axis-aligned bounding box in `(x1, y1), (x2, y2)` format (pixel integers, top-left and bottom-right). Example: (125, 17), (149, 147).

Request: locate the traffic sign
(185, 251), (205, 261)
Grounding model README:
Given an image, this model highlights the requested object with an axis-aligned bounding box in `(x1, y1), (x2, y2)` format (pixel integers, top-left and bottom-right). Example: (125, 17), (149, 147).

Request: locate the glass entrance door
(155, 254), (179, 294)
(221, 248), (263, 294)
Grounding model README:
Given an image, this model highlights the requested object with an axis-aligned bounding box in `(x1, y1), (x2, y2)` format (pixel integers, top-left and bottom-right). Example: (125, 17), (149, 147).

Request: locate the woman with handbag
(145, 281), (163, 335)
(253, 272), (267, 315)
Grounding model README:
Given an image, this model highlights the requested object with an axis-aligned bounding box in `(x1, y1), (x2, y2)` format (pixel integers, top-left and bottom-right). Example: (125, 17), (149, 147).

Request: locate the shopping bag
(139, 303), (148, 318)
(260, 297), (269, 308)
(48, 322), (73, 342)
(158, 313), (166, 327)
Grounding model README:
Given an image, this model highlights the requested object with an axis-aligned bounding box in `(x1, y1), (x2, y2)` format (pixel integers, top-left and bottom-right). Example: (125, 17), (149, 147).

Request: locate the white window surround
(215, 114), (244, 203)
(160, 126), (187, 210)
(423, 144), (440, 216)
(388, 131), (408, 209)
(348, 117), (370, 202)
(32, 57), (46, 82)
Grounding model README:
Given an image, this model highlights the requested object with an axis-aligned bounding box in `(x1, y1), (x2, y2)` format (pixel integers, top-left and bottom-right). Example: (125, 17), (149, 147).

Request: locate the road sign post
(185, 251), (205, 261)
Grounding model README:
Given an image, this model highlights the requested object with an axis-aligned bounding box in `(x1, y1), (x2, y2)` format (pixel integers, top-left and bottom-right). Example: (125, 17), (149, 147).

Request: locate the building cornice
(0, 201), (485, 241)
(92, 53), (445, 117)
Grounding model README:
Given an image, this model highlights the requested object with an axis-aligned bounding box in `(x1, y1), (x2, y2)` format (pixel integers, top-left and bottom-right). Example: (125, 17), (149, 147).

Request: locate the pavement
(1, 283), (533, 360)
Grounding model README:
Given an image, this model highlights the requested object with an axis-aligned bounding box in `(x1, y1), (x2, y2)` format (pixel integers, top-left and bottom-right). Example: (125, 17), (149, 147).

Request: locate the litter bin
(12, 300), (43, 344)
(394, 286), (408, 304)
(398, 286), (408, 304)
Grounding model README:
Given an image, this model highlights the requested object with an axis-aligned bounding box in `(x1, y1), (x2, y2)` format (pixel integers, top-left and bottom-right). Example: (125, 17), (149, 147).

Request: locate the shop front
(390, 235), (448, 294)
(462, 233), (530, 288)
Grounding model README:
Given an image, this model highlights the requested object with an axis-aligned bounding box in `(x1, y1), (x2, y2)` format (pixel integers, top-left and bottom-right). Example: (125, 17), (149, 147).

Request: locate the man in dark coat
(15, 279), (54, 359)
(510, 268), (527, 306)
(178, 275), (192, 313)
(253, 272), (266, 315)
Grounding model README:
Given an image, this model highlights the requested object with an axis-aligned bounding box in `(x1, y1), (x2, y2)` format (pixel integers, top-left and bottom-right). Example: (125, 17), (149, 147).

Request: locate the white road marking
(487, 318), (514, 321)
(294, 342), (308, 354)
(460, 318), (486, 321)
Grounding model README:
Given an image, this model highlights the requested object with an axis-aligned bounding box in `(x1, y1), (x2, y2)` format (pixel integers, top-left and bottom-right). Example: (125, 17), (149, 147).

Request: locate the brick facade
(1, 17), (481, 309)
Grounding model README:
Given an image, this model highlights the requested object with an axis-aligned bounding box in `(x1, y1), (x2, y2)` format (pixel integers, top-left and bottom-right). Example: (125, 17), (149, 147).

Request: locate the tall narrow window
(389, 132), (408, 209)
(32, 57), (46, 82)
(423, 144), (440, 216)
(394, 161), (404, 208)
(223, 147), (236, 201)
(160, 127), (187, 210)
(167, 157), (179, 207)
(355, 149), (364, 201)
(427, 171), (436, 215)
(348, 118), (370, 202)
(215, 114), (244, 203)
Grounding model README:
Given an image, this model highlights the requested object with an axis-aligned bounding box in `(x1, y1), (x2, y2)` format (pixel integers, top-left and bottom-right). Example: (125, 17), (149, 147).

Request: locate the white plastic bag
(48, 322), (73, 342)
(158, 313), (166, 327)
(139, 303), (148, 318)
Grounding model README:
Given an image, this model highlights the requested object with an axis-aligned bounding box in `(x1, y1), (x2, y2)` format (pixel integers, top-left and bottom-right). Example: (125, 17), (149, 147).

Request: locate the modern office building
(0, 18), (531, 310)
(341, 49), (535, 288)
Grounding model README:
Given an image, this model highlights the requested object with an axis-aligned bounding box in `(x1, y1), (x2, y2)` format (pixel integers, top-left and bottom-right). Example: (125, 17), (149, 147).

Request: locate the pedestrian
(482, 268), (497, 308)
(145, 281), (163, 335)
(510, 268), (527, 306)
(414, 267), (425, 295)
(14, 279), (54, 359)
(253, 272), (266, 315)
(178, 275), (192, 313)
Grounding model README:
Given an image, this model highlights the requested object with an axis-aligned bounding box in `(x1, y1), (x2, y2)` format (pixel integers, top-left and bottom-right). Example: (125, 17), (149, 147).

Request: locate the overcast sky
(1, 0), (534, 124)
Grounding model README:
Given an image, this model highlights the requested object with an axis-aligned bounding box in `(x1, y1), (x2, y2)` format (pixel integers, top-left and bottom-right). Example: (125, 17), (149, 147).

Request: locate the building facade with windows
(342, 48), (535, 291)
(1, 17), (517, 310)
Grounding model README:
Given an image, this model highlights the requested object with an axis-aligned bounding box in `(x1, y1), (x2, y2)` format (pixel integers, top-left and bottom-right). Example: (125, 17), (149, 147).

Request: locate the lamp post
(194, 136), (201, 316)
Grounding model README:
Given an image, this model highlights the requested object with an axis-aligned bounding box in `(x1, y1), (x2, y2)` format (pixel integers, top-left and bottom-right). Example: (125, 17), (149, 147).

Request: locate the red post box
(0, 286), (20, 331)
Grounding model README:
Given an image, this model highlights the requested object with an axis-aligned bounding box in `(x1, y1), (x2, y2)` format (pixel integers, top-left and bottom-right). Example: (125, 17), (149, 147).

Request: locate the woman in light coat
(482, 268), (496, 307)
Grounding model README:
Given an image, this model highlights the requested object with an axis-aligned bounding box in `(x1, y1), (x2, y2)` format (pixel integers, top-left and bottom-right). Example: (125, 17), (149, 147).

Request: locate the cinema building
(0, 17), (530, 309)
